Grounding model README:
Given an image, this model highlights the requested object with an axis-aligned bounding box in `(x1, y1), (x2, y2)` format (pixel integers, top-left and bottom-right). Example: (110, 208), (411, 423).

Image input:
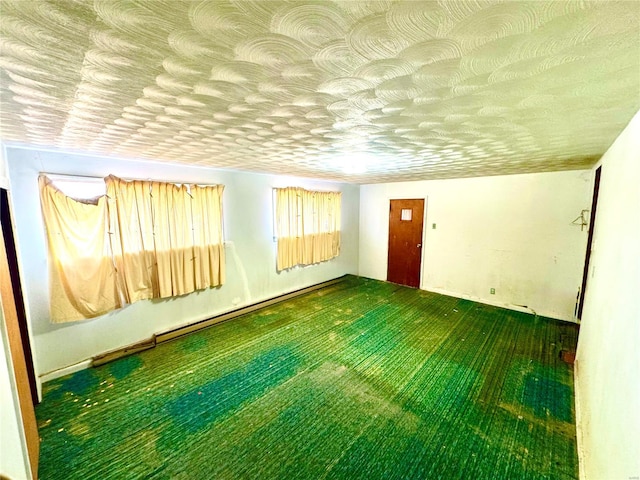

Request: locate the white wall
(575, 112), (640, 480)
(0, 306), (31, 480)
(359, 170), (592, 321)
(0, 143), (9, 189)
(5, 147), (359, 377)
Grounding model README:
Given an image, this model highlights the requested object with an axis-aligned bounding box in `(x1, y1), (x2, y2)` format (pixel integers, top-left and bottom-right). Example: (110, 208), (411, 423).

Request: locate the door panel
(387, 199), (424, 288)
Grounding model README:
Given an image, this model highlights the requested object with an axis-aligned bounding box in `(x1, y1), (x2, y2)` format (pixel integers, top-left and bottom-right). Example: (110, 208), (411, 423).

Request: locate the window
(46, 174), (106, 199)
(39, 174), (225, 323)
(274, 187), (341, 271)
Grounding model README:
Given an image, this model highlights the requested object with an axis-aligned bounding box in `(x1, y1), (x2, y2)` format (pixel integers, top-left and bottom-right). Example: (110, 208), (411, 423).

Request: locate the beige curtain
(191, 184), (225, 290)
(109, 177), (226, 299)
(275, 187), (341, 271)
(276, 187), (304, 271)
(151, 181), (196, 297)
(39, 176), (121, 322)
(40, 175), (226, 322)
(106, 176), (158, 303)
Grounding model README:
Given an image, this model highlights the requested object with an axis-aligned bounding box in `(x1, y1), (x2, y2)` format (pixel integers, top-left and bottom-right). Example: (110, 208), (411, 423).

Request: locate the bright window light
(47, 175), (106, 200)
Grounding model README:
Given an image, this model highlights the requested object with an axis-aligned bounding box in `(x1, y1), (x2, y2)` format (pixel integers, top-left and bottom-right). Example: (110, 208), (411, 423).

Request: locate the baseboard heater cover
(91, 275), (347, 367)
(92, 336), (156, 367)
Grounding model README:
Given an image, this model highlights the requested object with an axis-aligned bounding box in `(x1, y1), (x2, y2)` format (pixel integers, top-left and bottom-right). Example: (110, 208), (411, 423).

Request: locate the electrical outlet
(490, 288), (495, 295)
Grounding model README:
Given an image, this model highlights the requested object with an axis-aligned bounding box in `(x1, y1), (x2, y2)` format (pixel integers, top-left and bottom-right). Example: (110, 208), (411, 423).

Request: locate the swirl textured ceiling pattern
(0, 0), (639, 183)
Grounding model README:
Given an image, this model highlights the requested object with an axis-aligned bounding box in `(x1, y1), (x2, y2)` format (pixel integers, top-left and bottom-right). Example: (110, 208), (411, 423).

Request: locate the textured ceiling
(1, 1), (639, 183)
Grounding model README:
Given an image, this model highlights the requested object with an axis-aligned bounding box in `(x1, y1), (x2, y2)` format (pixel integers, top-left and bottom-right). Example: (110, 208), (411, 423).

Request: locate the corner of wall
(353, 184), (362, 277)
(573, 358), (586, 480)
(0, 142), (9, 190)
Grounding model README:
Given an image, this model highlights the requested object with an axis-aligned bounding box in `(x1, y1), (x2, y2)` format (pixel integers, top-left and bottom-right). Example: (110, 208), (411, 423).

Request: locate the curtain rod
(40, 172), (221, 187)
(41, 172), (105, 180)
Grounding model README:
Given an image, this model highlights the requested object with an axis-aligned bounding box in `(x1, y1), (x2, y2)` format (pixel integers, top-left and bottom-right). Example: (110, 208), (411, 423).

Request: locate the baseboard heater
(92, 336), (156, 367)
(91, 275), (347, 367)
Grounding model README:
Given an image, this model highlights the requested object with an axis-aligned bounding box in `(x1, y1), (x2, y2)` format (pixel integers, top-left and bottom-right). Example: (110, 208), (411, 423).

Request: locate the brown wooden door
(1, 202), (40, 479)
(387, 199), (424, 288)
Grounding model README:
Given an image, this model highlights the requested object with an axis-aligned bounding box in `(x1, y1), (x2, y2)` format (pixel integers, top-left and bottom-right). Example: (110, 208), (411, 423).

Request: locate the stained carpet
(36, 276), (579, 479)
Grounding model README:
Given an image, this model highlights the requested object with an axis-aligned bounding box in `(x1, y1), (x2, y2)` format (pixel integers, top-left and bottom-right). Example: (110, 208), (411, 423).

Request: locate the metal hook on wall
(572, 209), (589, 231)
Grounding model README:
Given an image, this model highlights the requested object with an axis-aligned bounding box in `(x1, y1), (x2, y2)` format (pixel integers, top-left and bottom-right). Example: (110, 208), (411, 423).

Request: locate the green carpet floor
(36, 276), (579, 479)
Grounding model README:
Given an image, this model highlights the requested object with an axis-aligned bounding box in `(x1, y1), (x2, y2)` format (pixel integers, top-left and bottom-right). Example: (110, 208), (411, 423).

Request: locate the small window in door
(401, 209), (412, 221)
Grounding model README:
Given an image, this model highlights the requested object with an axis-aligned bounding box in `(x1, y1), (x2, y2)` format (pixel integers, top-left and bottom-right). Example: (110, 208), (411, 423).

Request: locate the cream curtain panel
(106, 176), (158, 303)
(150, 181), (196, 297)
(275, 187), (341, 271)
(40, 175), (225, 323)
(191, 185), (225, 290)
(39, 176), (121, 322)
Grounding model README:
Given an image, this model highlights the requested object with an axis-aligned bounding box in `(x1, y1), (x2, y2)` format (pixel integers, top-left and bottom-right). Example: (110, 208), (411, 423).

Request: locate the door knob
(417, 243), (422, 248)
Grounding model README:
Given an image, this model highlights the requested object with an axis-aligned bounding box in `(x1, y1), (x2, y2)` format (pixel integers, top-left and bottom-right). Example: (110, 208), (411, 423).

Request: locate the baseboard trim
(422, 286), (576, 322)
(92, 336), (156, 367)
(39, 359), (92, 384)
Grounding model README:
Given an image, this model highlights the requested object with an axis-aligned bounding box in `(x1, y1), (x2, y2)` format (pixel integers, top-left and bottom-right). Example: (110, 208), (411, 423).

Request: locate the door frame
(577, 166), (602, 320)
(386, 197), (428, 289)
(1, 213), (40, 479)
(1, 188), (38, 404)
